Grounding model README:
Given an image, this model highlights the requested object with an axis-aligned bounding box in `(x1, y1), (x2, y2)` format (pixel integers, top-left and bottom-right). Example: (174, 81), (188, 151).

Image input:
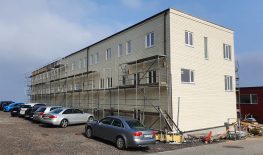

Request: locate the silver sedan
(33, 106), (62, 122)
(41, 108), (94, 128)
(85, 116), (156, 149)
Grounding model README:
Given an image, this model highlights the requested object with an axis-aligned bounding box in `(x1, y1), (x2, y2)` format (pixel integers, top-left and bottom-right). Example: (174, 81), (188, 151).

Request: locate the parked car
(85, 116), (156, 150)
(3, 102), (24, 112)
(24, 103), (46, 119)
(19, 103), (39, 117)
(33, 106), (62, 122)
(41, 108), (94, 128)
(10, 104), (25, 117)
(0, 101), (14, 111)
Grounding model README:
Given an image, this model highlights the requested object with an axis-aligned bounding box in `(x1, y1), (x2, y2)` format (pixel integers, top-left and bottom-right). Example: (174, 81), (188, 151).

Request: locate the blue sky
(0, 0), (262, 102)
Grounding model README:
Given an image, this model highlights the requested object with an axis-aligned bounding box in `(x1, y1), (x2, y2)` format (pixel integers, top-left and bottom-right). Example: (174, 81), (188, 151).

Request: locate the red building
(237, 86), (263, 123)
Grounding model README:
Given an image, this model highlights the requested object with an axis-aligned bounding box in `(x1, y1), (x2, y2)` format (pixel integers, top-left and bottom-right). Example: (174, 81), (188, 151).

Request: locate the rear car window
(36, 107), (46, 112)
(126, 120), (145, 129)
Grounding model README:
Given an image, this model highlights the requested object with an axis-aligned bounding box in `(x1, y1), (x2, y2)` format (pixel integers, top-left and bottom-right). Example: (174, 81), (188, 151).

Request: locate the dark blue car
(0, 101), (14, 111)
(3, 102), (24, 112)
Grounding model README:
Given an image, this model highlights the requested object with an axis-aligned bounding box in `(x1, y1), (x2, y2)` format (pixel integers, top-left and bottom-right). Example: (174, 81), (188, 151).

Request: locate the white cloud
(0, 0), (115, 101)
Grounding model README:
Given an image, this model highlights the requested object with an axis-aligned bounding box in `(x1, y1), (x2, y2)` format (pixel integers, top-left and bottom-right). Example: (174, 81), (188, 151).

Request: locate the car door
(73, 109), (84, 123)
(108, 119), (125, 142)
(94, 117), (113, 140)
(62, 109), (75, 124)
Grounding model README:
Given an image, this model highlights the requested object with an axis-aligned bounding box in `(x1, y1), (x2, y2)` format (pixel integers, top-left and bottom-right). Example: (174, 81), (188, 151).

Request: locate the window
(95, 53), (99, 64)
(83, 58), (87, 68)
(223, 44), (231, 60)
(100, 79), (104, 89)
(71, 62), (75, 71)
(126, 41), (132, 54)
(63, 109), (73, 114)
(107, 77), (112, 88)
(133, 73), (140, 85)
(239, 94), (258, 104)
(204, 37), (208, 59)
(181, 69), (194, 83)
(106, 48), (111, 60)
(122, 76), (126, 85)
(224, 75), (233, 91)
(89, 54), (94, 65)
(79, 60), (82, 69)
(147, 70), (157, 84)
(73, 109), (83, 114)
(118, 44), (123, 57)
(112, 119), (123, 128)
(100, 117), (113, 125)
(185, 31), (193, 46)
(145, 32), (154, 48)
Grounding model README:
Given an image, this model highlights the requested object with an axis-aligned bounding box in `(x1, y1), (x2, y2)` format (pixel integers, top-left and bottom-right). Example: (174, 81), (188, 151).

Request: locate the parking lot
(0, 111), (202, 155)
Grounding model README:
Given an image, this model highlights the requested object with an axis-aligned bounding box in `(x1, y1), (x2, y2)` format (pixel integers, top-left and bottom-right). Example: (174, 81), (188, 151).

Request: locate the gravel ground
(0, 111), (223, 155)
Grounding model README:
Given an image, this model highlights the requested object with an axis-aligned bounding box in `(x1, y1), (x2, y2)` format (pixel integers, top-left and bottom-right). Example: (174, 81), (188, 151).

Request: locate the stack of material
(241, 121), (263, 136)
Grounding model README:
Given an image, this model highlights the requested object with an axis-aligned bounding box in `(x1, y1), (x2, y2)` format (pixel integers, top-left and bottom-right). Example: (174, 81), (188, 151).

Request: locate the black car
(0, 101), (14, 111)
(10, 104), (25, 117)
(25, 104), (46, 119)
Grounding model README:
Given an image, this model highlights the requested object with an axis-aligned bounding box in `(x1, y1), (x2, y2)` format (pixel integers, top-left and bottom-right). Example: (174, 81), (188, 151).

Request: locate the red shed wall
(238, 87), (263, 123)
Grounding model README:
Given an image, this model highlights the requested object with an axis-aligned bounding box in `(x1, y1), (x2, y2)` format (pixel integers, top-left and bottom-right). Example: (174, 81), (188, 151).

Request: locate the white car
(19, 103), (38, 117)
(41, 108), (94, 128)
(33, 106), (62, 122)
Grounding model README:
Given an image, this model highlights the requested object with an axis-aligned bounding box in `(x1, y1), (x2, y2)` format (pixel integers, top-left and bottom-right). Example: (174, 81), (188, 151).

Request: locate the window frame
(223, 44), (232, 60)
(239, 94), (258, 104)
(181, 69), (195, 84)
(126, 40), (132, 55)
(185, 31), (193, 47)
(204, 37), (208, 59)
(95, 53), (99, 64)
(106, 48), (112, 60)
(118, 44), (123, 57)
(224, 75), (233, 91)
(145, 32), (155, 48)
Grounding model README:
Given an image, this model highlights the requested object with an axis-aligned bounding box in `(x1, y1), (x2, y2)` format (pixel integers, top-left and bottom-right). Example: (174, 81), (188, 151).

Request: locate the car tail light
(133, 131), (142, 137)
(152, 131), (157, 136)
(39, 112), (44, 117)
(49, 115), (57, 119)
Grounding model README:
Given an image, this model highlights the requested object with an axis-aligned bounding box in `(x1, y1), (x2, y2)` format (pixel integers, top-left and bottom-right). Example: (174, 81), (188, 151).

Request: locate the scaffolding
(28, 54), (180, 132)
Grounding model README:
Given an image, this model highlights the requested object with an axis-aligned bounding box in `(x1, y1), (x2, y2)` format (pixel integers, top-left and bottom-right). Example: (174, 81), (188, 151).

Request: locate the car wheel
(60, 119), (68, 128)
(116, 137), (125, 150)
(88, 116), (94, 122)
(85, 127), (93, 138)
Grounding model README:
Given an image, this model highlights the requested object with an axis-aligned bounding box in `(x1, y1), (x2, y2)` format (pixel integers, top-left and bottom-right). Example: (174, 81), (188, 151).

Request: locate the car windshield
(50, 108), (63, 114)
(21, 105), (31, 108)
(36, 107), (46, 112)
(125, 120), (145, 129)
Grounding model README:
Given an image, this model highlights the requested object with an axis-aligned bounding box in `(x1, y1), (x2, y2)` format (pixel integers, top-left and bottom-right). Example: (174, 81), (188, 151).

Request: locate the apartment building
(28, 8), (237, 132)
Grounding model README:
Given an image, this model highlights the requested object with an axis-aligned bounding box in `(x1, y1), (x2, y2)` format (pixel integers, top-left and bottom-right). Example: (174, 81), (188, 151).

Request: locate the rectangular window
(89, 54), (94, 65)
(107, 77), (112, 88)
(224, 75), (233, 91)
(79, 60), (82, 69)
(133, 73), (140, 85)
(145, 32), (154, 48)
(100, 79), (104, 89)
(71, 62), (75, 71)
(147, 70), (157, 83)
(83, 57), (87, 68)
(240, 94), (258, 104)
(126, 41), (131, 54)
(106, 48), (111, 60)
(204, 37), (208, 59)
(122, 76), (126, 85)
(118, 44), (123, 57)
(95, 53), (99, 64)
(223, 44), (231, 60)
(185, 31), (193, 46)
(181, 69), (194, 83)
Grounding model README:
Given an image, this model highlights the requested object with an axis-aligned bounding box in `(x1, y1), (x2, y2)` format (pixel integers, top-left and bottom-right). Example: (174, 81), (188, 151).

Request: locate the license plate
(144, 134), (152, 138)
(13, 111), (17, 112)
